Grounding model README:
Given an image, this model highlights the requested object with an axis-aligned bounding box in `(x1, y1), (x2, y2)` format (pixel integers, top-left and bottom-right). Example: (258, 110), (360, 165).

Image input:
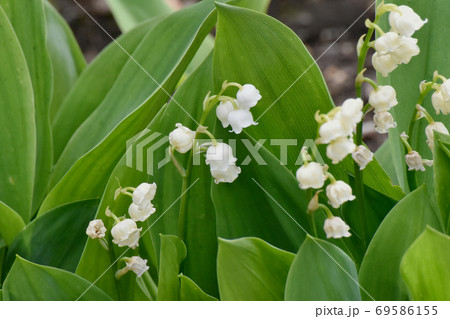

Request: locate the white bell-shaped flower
(372, 51), (399, 77)
(374, 112), (397, 133)
(326, 180), (356, 209)
(86, 219), (107, 239)
(128, 203), (156, 222)
(296, 162), (327, 190)
(125, 256), (149, 277)
(426, 122), (449, 150)
(352, 145), (374, 170)
(210, 165), (241, 184)
(317, 118), (348, 144)
(339, 98), (364, 129)
(324, 216), (351, 239)
(169, 123), (196, 154)
(369, 85), (398, 113)
(111, 219), (142, 249)
(132, 182), (157, 210)
(326, 137), (356, 164)
(216, 101), (235, 128)
(389, 5), (427, 37)
(431, 80), (450, 115)
(228, 109), (256, 134)
(405, 151), (426, 172)
(236, 84), (261, 109)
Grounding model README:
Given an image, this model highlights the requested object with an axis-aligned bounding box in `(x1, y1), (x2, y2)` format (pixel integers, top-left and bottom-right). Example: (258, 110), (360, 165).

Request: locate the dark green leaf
(359, 186), (442, 300)
(0, 201), (25, 246)
(3, 256), (111, 301)
(433, 132), (450, 232)
(217, 237), (294, 300)
(285, 235), (361, 301)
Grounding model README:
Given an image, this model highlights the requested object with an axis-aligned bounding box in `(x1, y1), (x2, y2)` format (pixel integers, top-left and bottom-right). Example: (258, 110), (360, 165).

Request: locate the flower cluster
(85, 182), (157, 278)
(169, 82), (262, 184)
(371, 5), (426, 77)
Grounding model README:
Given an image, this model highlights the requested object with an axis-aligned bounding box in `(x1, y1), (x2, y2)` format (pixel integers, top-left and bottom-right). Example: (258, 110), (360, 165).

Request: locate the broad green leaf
(76, 55), (219, 298)
(433, 132), (450, 232)
(217, 237), (294, 301)
(52, 18), (162, 163)
(285, 236), (361, 301)
(213, 3), (404, 203)
(400, 227), (450, 301)
(359, 186), (442, 300)
(0, 5), (35, 220)
(1, 0), (53, 213)
(179, 275), (218, 301)
(106, 0), (174, 32)
(44, 1), (86, 122)
(377, 0), (450, 192)
(5, 200), (98, 274)
(0, 201), (25, 246)
(157, 235), (186, 301)
(40, 0), (222, 215)
(3, 256), (111, 301)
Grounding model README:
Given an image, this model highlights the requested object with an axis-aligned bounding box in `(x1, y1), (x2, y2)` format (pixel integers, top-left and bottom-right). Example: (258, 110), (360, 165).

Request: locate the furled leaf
(217, 237), (294, 300)
(433, 132), (450, 232)
(5, 200), (98, 274)
(285, 236), (361, 301)
(359, 186), (442, 300)
(400, 227), (450, 300)
(3, 256), (111, 301)
(179, 275), (218, 301)
(0, 5), (35, 221)
(0, 201), (25, 247)
(157, 235), (186, 301)
(44, 1), (86, 122)
(1, 0), (53, 213)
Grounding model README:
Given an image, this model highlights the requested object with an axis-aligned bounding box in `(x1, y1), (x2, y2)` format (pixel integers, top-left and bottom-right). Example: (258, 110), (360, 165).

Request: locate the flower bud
(128, 203), (156, 222)
(425, 122), (449, 151)
(405, 151), (426, 171)
(86, 219), (107, 239)
(369, 85), (398, 113)
(324, 216), (351, 239)
(326, 180), (356, 209)
(169, 123), (196, 154)
(111, 219), (142, 249)
(132, 182), (157, 210)
(228, 109), (256, 134)
(307, 191), (322, 215)
(326, 137), (356, 164)
(352, 145), (374, 170)
(236, 84), (261, 109)
(431, 80), (450, 115)
(388, 5), (427, 37)
(216, 101), (235, 128)
(296, 162), (327, 190)
(374, 112), (397, 133)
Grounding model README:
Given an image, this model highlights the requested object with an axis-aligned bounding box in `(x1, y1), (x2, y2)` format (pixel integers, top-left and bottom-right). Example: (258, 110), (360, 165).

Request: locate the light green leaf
(157, 234), (186, 301)
(433, 132), (450, 232)
(377, 0), (450, 192)
(1, 0), (53, 214)
(106, 0), (174, 32)
(41, 0), (221, 215)
(359, 186), (442, 300)
(3, 256), (112, 301)
(0, 201), (25, 246)
(400, 227), (450, 301)
(285, 236), (361, 301)
(44, 1), (86, 122)
(5, 200), (98, 273)
(217, 237), (294, 301)
(0, 5), (35, 220)
(179, 275), (218, 301)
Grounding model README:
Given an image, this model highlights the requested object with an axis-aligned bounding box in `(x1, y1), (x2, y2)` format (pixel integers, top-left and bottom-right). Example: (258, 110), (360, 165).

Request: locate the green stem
(142, 272), (158, 301)
(354, 121), (368, 248)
